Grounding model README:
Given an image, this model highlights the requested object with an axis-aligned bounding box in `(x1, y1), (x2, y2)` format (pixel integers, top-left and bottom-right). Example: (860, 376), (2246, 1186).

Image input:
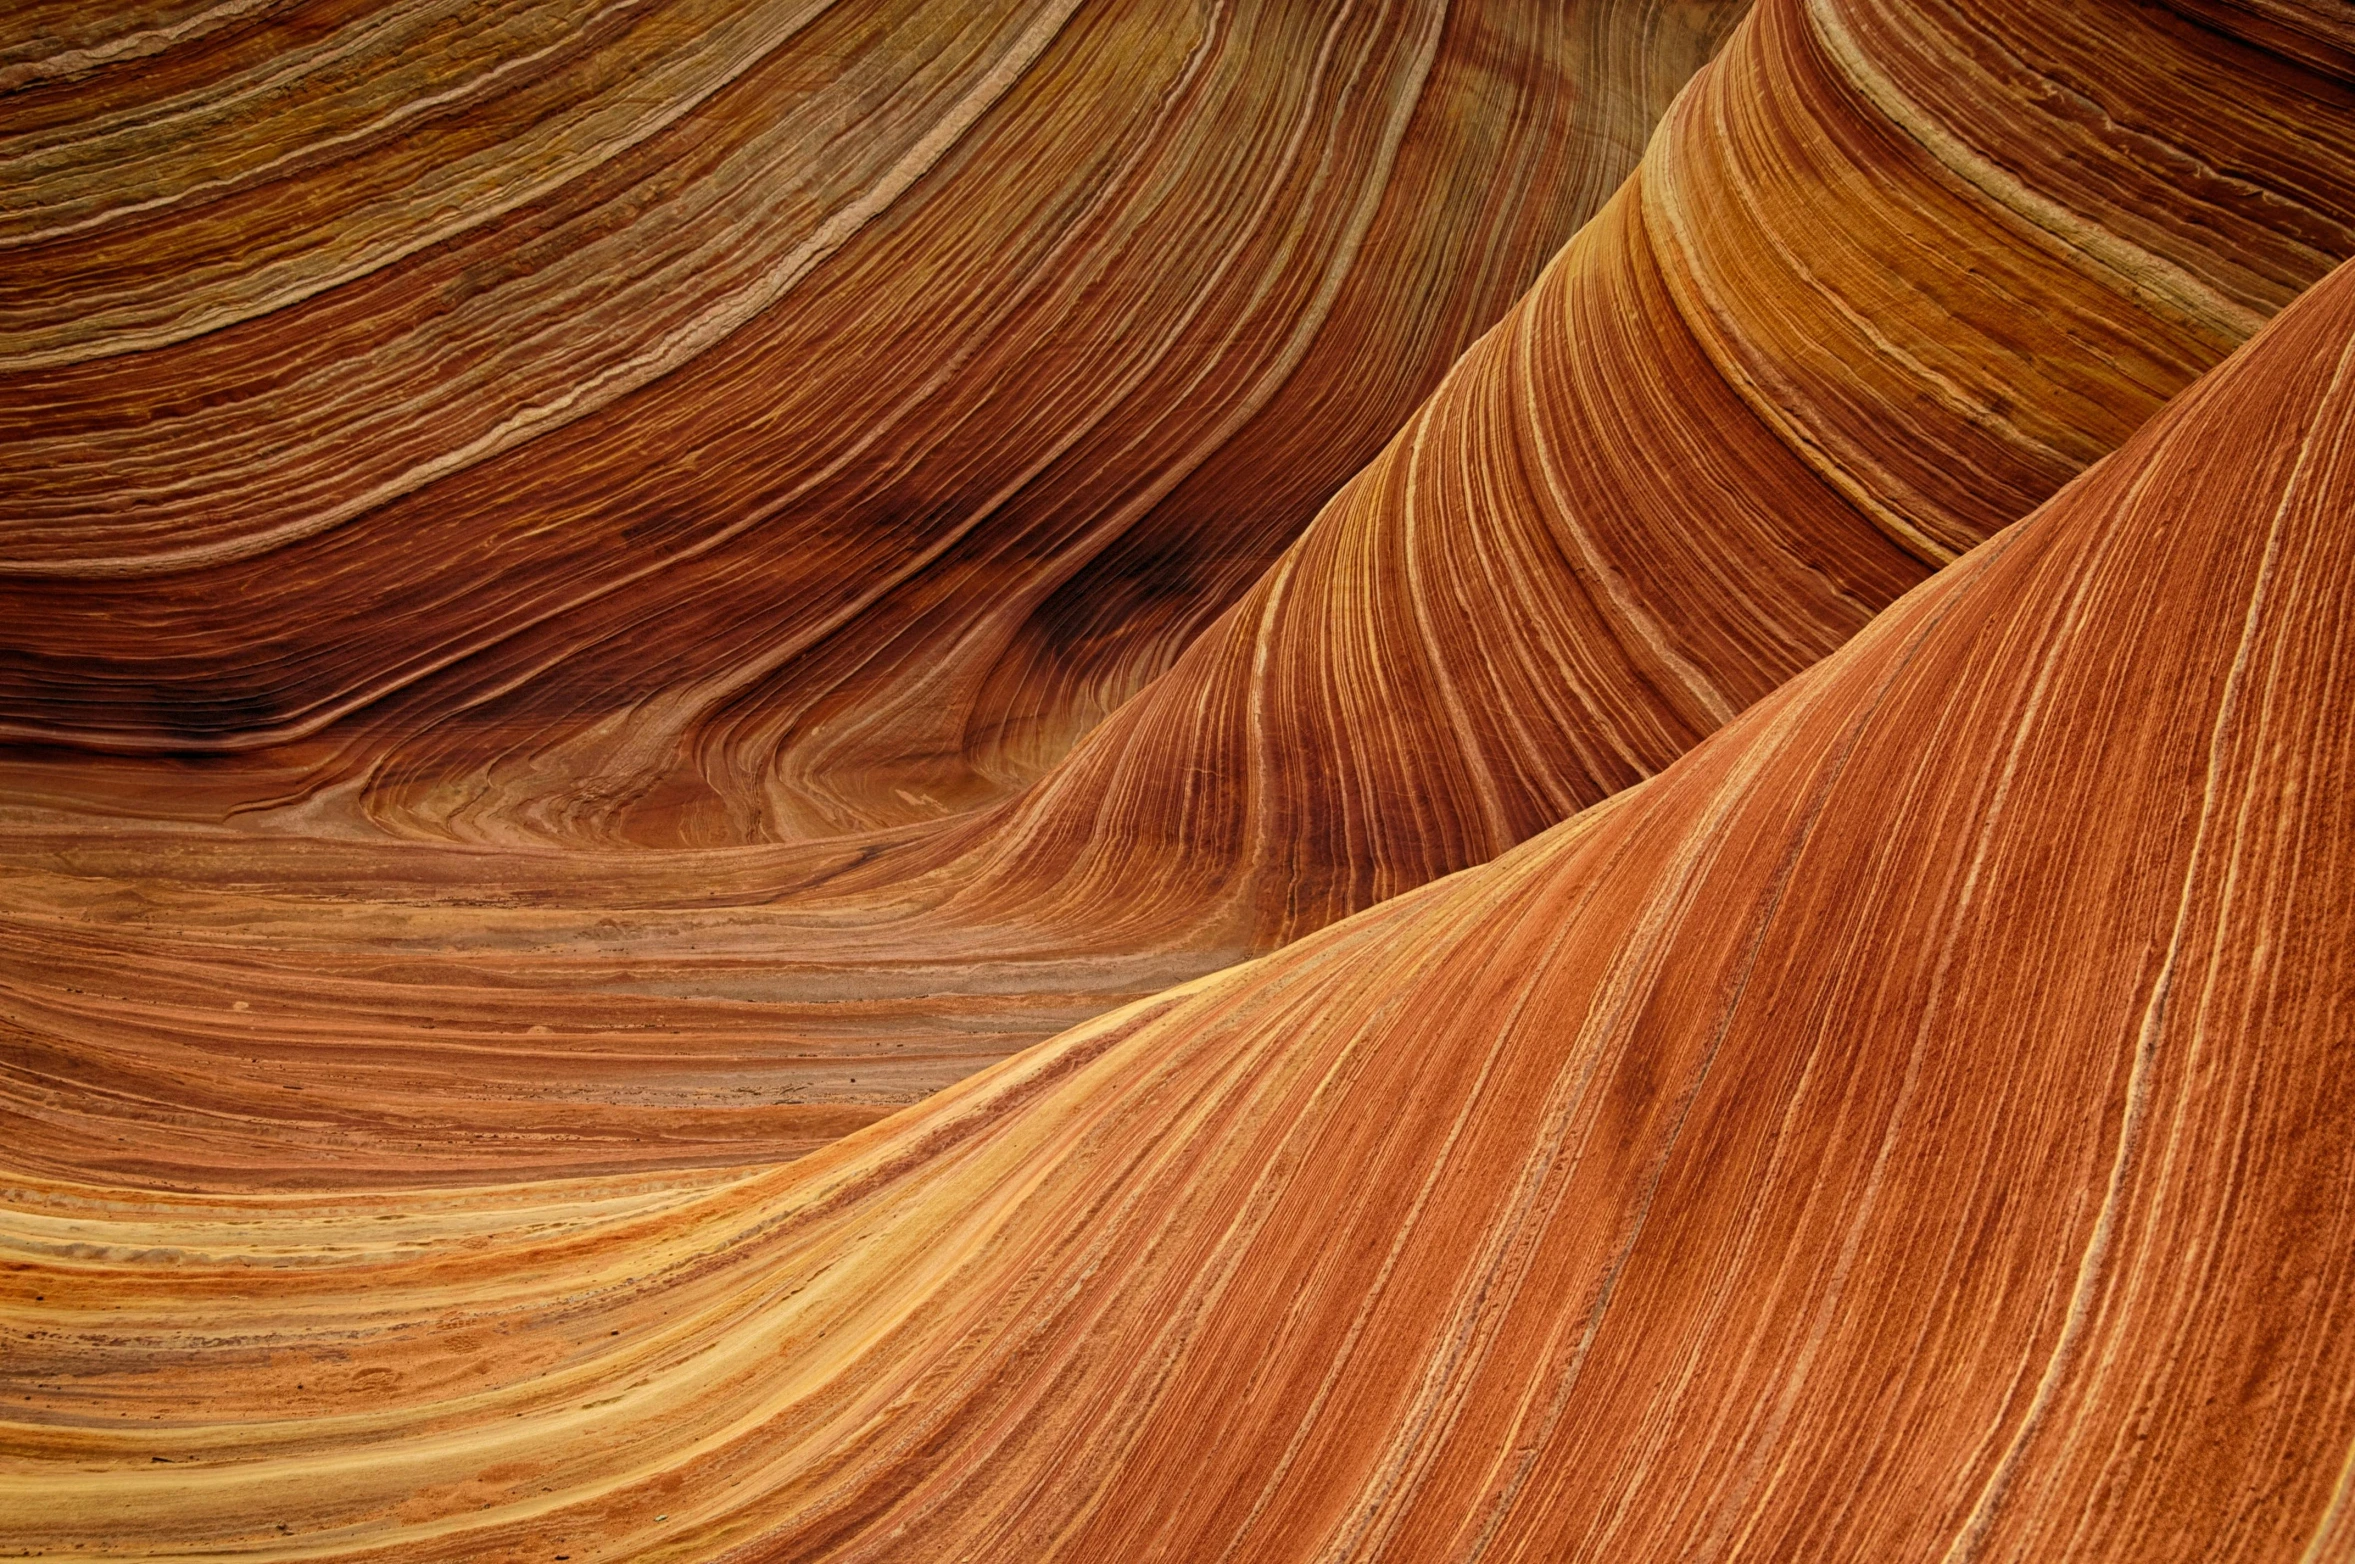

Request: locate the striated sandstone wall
(8, 0), (2355, 1192)
(1, 0), (1744, 841)
(0, 0), (1749, 1183)
(12, 186), (2355, 1564)
(9, 1), (2355, 1556)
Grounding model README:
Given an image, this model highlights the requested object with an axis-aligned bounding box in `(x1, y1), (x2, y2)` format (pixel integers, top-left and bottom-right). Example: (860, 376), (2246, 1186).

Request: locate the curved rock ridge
(903, 0), (2355, 951)
(0, 0), (1744, 839)
(10, 0), (2355, 1194)
(0, 0), (1753, 1190)
(11, 224), (2355, 1564)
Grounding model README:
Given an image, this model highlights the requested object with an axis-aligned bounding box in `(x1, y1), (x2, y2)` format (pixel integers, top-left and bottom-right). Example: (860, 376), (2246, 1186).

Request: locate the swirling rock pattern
(10, 0), (2355, 1202)
(12, 193), (2355, 1564)
(0, 0), (1748, 1184)
(10, 1), (2355, 1554)
(0, 0), (1741, 808)
(914, 0), (2355, 953)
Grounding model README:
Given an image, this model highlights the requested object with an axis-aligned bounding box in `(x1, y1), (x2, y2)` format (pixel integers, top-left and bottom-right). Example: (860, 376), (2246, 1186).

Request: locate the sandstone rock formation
(8, 0), (2355, 1557)
(8, 0), (2355, 1194)
(1, 0), (1749, 1182)
(13, 166), (2355, 1564)
(1, 0), (1744, 822)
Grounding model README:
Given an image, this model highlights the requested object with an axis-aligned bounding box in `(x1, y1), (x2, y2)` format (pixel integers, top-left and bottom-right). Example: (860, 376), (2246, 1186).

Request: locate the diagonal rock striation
(9, 0), (2355, 1193)
(12, 184), (2355, 1564)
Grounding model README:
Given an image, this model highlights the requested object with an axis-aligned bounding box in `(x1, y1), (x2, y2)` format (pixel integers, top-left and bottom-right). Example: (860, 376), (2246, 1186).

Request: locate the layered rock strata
(12, 196), (2355, 1564)
(1, 0), (1749, 1182)
(14, 0), (2355, 1190)
(11, 1), (2355, 1555)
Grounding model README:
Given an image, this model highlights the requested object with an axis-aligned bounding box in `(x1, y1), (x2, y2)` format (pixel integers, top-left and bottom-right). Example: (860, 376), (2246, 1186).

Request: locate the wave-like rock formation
(1, 0), (1743, 820)
(14, 0), (2355, 1198)
(10, 0), (2355, 1555)
(924, 0), (2355, 950)
(0, 0), (1753, 1183)
(14, 183), (2355, 1562)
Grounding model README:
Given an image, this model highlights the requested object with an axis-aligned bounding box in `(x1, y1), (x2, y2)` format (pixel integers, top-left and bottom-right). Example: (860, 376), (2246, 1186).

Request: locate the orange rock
(0, 0), (1748, 1186)
(8, 0), (2355, 1194)
(11, 0), (2355, 1555)
(10, 185), (2354, 1564)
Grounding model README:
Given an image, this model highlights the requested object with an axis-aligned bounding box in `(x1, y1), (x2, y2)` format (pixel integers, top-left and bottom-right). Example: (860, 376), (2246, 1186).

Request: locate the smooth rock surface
(8, 2), (2355, 1556)
(12, 184), (2355, 1564)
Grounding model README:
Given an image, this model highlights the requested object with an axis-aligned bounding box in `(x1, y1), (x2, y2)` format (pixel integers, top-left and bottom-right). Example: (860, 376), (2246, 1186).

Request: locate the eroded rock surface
(8, 2), (2355, 1556)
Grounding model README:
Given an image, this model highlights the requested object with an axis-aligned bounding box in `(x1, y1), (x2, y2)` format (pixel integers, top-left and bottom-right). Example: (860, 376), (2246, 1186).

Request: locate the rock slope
(0, 0), (1751, 1182)
(12, 185), (2355, 1564)
(11, 0), (2355, 1192)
